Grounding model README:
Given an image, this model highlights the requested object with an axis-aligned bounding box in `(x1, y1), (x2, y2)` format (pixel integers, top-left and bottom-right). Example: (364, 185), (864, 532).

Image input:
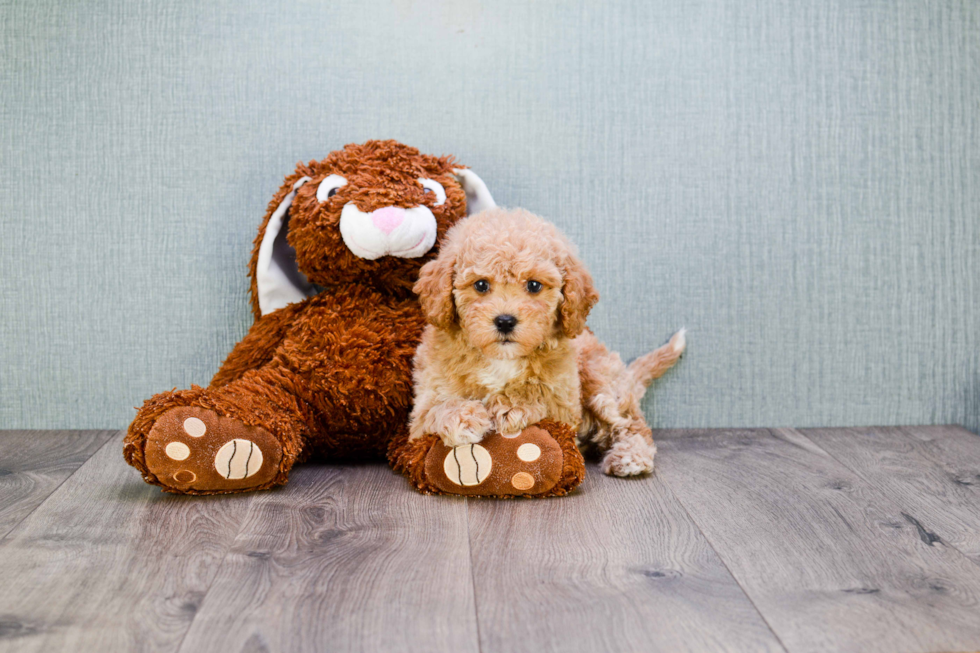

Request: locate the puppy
(409, 208), (685, 476)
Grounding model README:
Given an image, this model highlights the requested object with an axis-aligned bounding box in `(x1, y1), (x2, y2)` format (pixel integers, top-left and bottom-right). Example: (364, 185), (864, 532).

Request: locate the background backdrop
(2, 0), (978, 433)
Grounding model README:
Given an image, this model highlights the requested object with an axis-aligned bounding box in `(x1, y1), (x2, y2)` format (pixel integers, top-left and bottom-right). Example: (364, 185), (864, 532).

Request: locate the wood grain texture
(802, 425), (980, 564)
(466, 463), (787, 653)
(656, 428), (980, 653)
(0, 434), (254, 653)
(4, 427), (980, 653)
(176, 464), (479, 653)
(0, 430), (114, 539)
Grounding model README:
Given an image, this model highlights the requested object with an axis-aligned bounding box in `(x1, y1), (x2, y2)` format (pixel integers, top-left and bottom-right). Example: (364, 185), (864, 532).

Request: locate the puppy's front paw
(601, 436), (656, 477)
(440, 404), (492, 448)
(487, 405), (531, 438)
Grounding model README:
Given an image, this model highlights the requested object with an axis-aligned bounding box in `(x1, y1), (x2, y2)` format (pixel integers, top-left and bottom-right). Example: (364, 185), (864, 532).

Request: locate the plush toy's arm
(211, 301), (303, 387)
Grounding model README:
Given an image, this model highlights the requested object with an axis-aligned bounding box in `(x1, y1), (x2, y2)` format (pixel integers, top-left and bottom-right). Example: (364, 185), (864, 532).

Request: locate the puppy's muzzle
(494, 314), (518, 335)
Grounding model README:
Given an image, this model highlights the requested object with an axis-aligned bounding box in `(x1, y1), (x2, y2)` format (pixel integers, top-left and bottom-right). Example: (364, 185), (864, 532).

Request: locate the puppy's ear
(414, 247), (458, 329)
(559, 256), (599, 338)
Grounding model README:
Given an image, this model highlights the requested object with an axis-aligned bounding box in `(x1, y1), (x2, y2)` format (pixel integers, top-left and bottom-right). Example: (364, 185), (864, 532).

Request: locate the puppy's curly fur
(410, 208), (686, 477)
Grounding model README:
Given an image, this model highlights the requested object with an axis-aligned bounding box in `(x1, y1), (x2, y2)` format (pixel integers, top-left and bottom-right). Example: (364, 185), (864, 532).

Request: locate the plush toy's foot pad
(424, 426), (570, 497)
(144, 407), (282, 493)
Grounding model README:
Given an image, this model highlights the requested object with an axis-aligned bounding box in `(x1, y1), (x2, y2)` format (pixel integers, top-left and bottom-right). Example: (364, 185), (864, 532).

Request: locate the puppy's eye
(418, 178), (446, 206)
(316, 174), (348, 202)
(474, 279), (491, 294)
(526, 280), (542, 294)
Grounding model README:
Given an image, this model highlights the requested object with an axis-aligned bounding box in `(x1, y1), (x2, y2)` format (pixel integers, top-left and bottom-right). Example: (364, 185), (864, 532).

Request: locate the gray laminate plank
(656, 428), (980, 653)
(0, 434), (254, 653)
(466, 463), (787, 653)
(176, 464), (479, 653)
(801, 425), (980, 565)
(0, 430), (115, 539)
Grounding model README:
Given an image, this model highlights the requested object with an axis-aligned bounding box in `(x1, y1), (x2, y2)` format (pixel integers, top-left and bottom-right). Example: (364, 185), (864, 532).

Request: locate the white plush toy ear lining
(255, 176), (319, 316)
(453, 168), (496, 216)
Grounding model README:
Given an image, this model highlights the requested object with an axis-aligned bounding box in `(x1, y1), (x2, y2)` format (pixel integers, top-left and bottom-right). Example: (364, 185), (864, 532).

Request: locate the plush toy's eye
(526, 280), (542, 294)
(418, 178), (446, 206)
(474, 279), (491, 294)
(316, 174), (348, 202)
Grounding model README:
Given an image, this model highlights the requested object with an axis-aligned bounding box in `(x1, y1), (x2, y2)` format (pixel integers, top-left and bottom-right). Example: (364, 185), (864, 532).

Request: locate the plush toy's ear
(248, 176), (318, 318)
(414, 246), (458, 329)
(453, 168), (496, 216)
(558, 256), (600, 338)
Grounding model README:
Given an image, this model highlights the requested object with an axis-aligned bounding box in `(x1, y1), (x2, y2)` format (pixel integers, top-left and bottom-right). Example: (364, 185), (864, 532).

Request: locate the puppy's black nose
(494, 314), (518, 334)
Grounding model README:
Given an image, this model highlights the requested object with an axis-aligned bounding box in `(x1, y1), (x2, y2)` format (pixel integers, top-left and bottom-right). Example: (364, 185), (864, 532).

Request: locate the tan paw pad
(516, 443), (541, 462)
(183, 417), (207, 437)
(173, 470), (196, 484)
(444, 444), (492, 486)
(165, 441), (190, 461)
(214, 439), (263, 480)
(511, 472), (535, 491)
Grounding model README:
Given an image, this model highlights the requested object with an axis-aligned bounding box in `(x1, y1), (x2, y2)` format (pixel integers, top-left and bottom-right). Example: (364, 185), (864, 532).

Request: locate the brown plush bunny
(123, 140), (501, 494)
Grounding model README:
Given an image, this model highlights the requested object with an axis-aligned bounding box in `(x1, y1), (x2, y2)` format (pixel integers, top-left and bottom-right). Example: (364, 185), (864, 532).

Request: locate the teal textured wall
(1, 0), (978, 432)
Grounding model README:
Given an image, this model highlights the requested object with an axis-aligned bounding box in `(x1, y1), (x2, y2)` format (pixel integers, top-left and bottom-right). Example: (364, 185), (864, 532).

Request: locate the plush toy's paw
(400, 420), (585, 498)
(600, 435), (656, 477)
(143, 407), (283, 493)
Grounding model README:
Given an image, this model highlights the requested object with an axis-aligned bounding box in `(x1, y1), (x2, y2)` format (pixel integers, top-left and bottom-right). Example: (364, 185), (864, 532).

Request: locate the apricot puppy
(410, 208), (685, 476)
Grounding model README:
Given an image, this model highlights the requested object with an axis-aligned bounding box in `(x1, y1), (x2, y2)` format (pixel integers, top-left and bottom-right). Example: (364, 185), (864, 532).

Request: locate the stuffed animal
(123, 140), (506, 494)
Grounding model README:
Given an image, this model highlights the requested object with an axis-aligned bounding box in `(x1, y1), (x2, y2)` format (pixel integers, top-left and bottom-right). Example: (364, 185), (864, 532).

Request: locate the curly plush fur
(124, 140), (478, 494)
(409, 208), (686, 476)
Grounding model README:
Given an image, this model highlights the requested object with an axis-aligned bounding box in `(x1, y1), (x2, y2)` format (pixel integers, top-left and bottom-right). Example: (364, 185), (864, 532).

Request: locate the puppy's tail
(628, 329), (686, 394)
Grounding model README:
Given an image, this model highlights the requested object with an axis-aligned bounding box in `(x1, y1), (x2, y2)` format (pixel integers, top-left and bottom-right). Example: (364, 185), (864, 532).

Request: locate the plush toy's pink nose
(371, 207), (405, 235)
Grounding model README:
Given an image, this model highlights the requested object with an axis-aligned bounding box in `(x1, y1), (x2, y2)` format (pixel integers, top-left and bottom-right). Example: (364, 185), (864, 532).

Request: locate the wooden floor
(2, 427), (980, 653)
